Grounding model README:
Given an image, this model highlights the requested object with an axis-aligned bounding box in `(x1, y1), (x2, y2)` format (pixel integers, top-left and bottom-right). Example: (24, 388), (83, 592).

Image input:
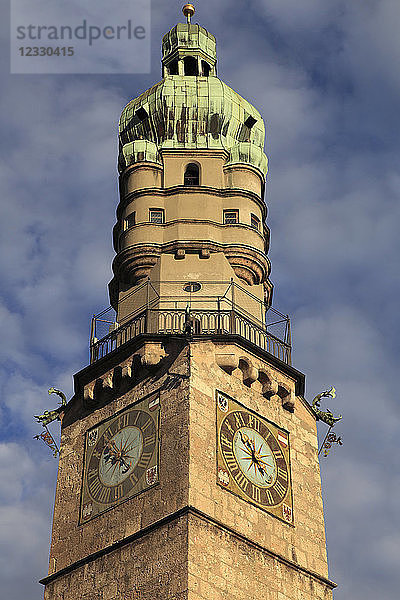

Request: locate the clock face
(216, 391), (293, 523)
(233, 426), (277, 487)
(80, 393), (160, 523)
(98, 426), (143, 487)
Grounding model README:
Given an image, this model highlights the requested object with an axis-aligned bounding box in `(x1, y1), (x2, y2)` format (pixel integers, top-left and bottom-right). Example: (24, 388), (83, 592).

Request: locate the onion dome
(118, 18), (268, 178)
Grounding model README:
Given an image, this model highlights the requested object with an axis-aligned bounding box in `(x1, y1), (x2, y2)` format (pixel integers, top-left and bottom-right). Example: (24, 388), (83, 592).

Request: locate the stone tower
(41, 6), (336, 600)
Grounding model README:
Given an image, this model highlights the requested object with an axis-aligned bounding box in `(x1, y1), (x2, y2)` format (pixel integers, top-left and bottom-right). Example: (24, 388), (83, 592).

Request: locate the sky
(1, 0), (399, 598)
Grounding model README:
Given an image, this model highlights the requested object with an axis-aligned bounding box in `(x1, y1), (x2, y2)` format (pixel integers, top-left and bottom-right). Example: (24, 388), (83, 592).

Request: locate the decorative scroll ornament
(321, 432), (343, 457)
(311, 386), (342, 427)
(33, 388), (67, 458)
(34, 427), (59, 458)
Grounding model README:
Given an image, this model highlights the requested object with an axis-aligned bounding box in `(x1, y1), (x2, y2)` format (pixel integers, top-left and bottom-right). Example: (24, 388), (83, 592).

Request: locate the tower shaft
(41, 10), (335, 600)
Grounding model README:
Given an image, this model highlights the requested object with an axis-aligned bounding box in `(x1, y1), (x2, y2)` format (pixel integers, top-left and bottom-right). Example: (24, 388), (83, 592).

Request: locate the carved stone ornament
(223, 247), (270, 285)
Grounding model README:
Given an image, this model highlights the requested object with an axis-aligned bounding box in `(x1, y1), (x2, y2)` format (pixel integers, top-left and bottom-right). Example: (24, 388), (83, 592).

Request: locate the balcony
(90, 281), (292, 365)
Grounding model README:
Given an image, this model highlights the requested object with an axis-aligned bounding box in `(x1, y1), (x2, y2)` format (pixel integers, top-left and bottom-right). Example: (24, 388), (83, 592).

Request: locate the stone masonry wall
(188, 340), (332, 590)
(45, 514), (189, 600)
(43, 338), (334, 599)
(46, 343), (190, 577)
(187, 512), (333, 600)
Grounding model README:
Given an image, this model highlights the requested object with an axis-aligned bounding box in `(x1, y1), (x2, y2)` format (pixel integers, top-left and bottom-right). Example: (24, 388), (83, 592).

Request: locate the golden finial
(182, 4), (195, 24)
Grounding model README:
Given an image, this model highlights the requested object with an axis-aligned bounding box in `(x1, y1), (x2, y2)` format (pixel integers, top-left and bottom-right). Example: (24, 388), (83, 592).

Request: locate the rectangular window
(251, 214), (260, 230)
(149, 209), (165, 224)
(223, 210), (239, 224)
(124, 212), (136, 230)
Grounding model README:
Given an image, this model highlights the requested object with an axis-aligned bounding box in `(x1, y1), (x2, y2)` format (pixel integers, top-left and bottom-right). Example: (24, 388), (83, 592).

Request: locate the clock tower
(41, 6), (336, 599)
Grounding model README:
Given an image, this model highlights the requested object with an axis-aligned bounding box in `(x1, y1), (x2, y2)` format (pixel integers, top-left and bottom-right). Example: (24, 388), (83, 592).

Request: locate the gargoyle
(34, 388), (67, 427)
(311, 386), (342, 427)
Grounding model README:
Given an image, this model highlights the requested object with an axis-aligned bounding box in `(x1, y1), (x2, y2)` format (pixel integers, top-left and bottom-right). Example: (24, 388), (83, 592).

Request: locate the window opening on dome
(224, 210), (239, 224)
(184, 56), (198, 76)
(184, 163), (200, 186)
(169, 60), (178, 75)
(244, 115), (257, 128)
(135, 107), (148, 122)
(201, 60), (211, 76)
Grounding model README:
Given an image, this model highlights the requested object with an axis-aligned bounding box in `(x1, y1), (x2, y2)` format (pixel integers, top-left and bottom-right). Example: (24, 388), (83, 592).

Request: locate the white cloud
(0, 440), (57, 600)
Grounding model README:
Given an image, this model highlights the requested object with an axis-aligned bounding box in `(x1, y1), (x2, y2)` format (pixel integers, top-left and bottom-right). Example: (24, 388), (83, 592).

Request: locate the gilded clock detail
(216, 391), (293, 523)
(80, 393), (160, 523)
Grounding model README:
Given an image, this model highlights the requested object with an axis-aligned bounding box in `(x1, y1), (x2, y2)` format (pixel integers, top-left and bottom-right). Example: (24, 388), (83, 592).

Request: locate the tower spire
(182, 3), (195, 24)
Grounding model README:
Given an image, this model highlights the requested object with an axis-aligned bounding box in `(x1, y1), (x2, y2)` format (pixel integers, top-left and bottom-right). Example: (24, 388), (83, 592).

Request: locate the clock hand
(239, 431), (261, 463)
(103, 441), (118, 464)
(238, 431), (273, 481)
(240, 432), (266, 475)
(119, 457), (131, 473)
(239, 431), (254, 454)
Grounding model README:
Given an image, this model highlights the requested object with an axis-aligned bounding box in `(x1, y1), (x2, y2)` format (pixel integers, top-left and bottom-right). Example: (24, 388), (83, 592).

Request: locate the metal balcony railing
(89, 281), (292, 365)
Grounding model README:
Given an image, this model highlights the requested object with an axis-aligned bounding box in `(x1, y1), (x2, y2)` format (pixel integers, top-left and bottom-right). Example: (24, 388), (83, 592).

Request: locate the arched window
(201, 60), (211, 76)
(184, 56), (198, 76)
(184, 163), (200, 186)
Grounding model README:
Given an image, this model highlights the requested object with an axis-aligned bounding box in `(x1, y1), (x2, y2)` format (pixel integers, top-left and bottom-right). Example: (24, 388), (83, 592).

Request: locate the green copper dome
(118, 23), (268, 178)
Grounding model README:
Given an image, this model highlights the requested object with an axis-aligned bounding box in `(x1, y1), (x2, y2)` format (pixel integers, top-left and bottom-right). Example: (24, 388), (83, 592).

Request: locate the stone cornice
(112, 241), (271, 285)
(73, 334), (304, 399)
(159, 148), (229, 159)
(223, 160), (266, 183)
(119, 161), (163, 182)
(39, 505), (336, 590)
(114, 240), (269, 260)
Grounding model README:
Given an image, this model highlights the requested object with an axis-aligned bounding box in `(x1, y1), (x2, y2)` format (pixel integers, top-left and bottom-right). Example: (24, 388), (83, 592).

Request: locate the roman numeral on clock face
(141, 418), (153, 433)
(224, 419), (234, 435)
(265, 489), (274, 505)
(137, 450), (152, 469)
(103, 428), (113, 442)
(273, 480), (287, 498)
(129, 471), (139, 486)
(220, 433), (231, 449)
(277, 467), (288, 481)
(118, 412), (130, 429)
(88, 468), (98, 481)
(234, 412), (246, 429)
(247, 414), (261, 432)
(234, 470), (249, 492)
(223, 450), (237, 471)
(251, 485), (261, 503)
(97, 486), (111, 504)
(144, 433), (156, 447)
(88, 477), (102, 499)
(114, 484), (124, 501)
